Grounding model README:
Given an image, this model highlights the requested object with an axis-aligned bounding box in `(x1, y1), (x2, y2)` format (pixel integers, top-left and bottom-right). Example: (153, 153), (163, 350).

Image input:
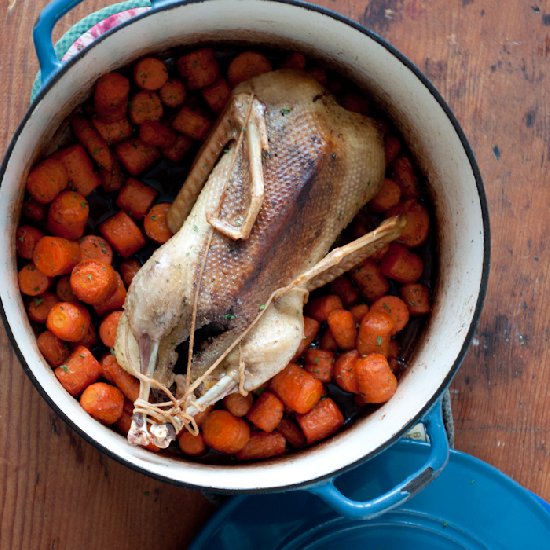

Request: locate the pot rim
(0, 0), (490, 494)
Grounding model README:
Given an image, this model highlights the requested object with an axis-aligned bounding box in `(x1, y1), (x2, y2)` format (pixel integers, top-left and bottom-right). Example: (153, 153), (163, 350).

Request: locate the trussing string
(238, 344), (248, 396)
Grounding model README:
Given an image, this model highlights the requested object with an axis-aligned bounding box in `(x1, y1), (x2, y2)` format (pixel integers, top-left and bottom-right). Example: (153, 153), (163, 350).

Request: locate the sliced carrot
(159, 78), (187, 108)
(292, 316), (320, 359)
(319, 327), (338, 351)
(94, 72), (130, 123)
(54, 345), (102, 396)
(193, 405), (214, 428)
(354, 354), (397, 403)
(18, 264), (50, 296)
(271, 363), (323, 414)
(27, 292), (59, 324)
(329, 276), (359, 307)
(22, 199), (46, 224)
(143, 203), (172, 243)
(71, 115), (114, 171)
(115, 399), (134, 435)
(223, 392), (253, 417)
(371, 296), (410, 333)
(279, 52), (306, 70)
(46, 190), (89, 240)
(33, 236), (80, 277)
(100, 162), (125, 193)
(327, 310), (357, 350)
(276, 417), (306, 448)
(227, 51), (272, 87)
(47, 302), (91, 343)
(388, 200), (430, 247)
(369, 178), (401, 212)
(202, 410), (250, 454)
(172, 106), (211, 140)
(162, 134), (195, 163)
(70, 260), (117, 305)
(247, 391), (284, 433)
(75, 321), (98, 349)
(37, 330), (70, 367)
(115, 138), (160, 176)
(133, 57), (169, 90)
(392, 156), (420, 199)
(92, 118), (132, 145)
(340, 92), (371, 115)
(99, 211), (146, 257)
(401, 283), (431, 315)
(333, 350), (359, 393)
(356, 310), (394, 357)
(351, 260), (389, 302)
(236, 432), (286, 461)
(178, 430), (207, 456)
(384, 134), (401, 165)
(369, 243), (390, 262)
(116, 178), (157, 220)
(99, 310), (123, 349)
(350, 303), (369, 324)
(26, 158), (68, 204)
(176, 48), (220, 90)
(79, 235), (113, 264)
(297, 397), (344, 444)
(305, 294), (343, 322)
(201, 79), (231, 113)
(100, 354), (139, 402)
(56, 276), (77, 302)
(16, 225), (44, 260)
(129, 90), (163, 125)
(119, 258), (141, 287)
(80, 382), (124, 424)
(93, 272), (127, 316)
(304, 349), (334, 383)
(55, 144), (102, 196)
(379, 243), (423, 283)
(139, 121), (177, 148)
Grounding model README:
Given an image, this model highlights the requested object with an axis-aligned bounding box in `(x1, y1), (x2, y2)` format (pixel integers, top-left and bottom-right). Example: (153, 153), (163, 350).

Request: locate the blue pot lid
(191, 440), (550, 549)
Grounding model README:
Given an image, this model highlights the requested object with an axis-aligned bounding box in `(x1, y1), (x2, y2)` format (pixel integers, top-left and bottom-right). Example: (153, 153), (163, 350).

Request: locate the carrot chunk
(223, 392), (253, 417)
(129, 90), (163, 125)
(70, 260), (117, 305)
(279, 52), (306, 70)
(134, 57), (169, 90)
(356, 310), (394, 357)
(193, 405), (214, 428)
(201, 79), (231, 113)
(46, 190), (89, 240)
(26, 158), (68, 204)
(22, 199), (46, 224)
(116, 178), (157, 220)
(304, 349), (334, 383)
(351, 260), (389, 302)
(100, 354), (139, 402)
(330, 276), (359, 307)
(79, 235), (113, 264)
(276, 417), (306, 448)
(371, 296), (410, 333)
(176, 48), (220, 90)
(319, 327), (338, 351)
(369, 178), (401, 212)
(33, 236), (80, 277)
(18, 264), (50, 296)
(56, 276), (77, 302)
(119, 258), (141, 287)
(384, 134), (401, 165)
(99, 311), (123, 349)
(354, 354), (397, 403)
(379, 243), (423, 283)
(139, 121), (177, 148)
(99, 211), (146, 257)
(100, 162), (125, 193)
(388, 200), (430, 247)
(305, 294), (343, 322)
(93, 272), (127, 316)
(392, 156), (419, 199)
(55, 345), (102, 396)
(162, 134), (195, 163)
(159, 78), (187, 108)
(75, 321), (98, 349)
(306, 66), (327, 85)
(115, 138), (160, 176)
(94, 72), (130, 123)
(37, 330), (70, 367)
(292, 316), (320, 359)
(340, 92), (371, 115)
(55, 144), (102, 196)
(71, 115), (114, 171)
(297, 397), (344, 444)
(327, 310), (357, 350)
(247, 391), (284, 432)
(27, 292), (59, 323)
(47, 302), (91, 343)
(172, 106), (211, 140)
(92, 118), (132, 145)
(227, 51), (272, 86)
(143, 203), (172, 243)
(401, 283), (431, 316)
(271, 363), (323, 414)
(178, 431), (207, 456)
(350, 303), (369, 324)
(16, 225), (44, 260)
(80, 382), (124, 424)
(236, 432), (286, 461)
(333, 350), (359, 393)
(202, 410), (250, 454)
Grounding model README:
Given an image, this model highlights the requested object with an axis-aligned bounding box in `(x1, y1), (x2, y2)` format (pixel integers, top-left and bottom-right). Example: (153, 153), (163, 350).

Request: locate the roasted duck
(114, 70), (404, 447)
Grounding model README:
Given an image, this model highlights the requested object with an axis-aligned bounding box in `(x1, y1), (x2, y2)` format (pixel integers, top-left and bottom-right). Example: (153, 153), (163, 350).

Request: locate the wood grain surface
(1, 1), (548, 548)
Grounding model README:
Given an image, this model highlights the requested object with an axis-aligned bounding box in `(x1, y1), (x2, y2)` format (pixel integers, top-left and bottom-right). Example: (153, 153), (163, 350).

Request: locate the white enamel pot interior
(0, 0), (489, 493)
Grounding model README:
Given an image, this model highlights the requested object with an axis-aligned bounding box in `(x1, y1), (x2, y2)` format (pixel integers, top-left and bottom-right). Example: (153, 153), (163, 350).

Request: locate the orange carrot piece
(327, 310), (357, 350)
(305, 294), (343, 322)
(119, 258), (141, 287)
(100, 162), (125, 193)
(236, 432), (286, 461)
(356, 310), (394, 357)
(143, 203), (172, 243)
(371, 296), (410, 333)
(33, 236), (80, 277)
(388, 200), (430, 247)
(304, 349), (334, 383)
(100, 354), (139, 402)
(26, 158), (68, 204)
(193, 405), (214, 428)
(94, 72), (130, 123)
(75, 321), (98, 349)
(178, 430), (207, 456)
(319, 327), (338, 351)
(93, 272), (126, 316)
(115, 138), (160, 176)
(176, 48), (220, 90)
(159, 78), (187, 108)
(227, 51), (272, 87)
(350, 303), (369, 324)
(354, 354), (397, 403)
(202, 410), (250, 454)
(384, 134), (401, 165)
(115, 399), (134, 435)
(71, 115), (114, 171)
(369, 244), (390, 262)
(306, 66), (327, 85)
(80, 382), (124, 424)
(276, 417), (306, 448)
(379, 243), (423, 283)
(330, 276), (359, 307)
(351, 260), (389, 302)
(139, 121), (178, 148)
(16, 225), (44, 260)
(401, 283), (431, 315)
(37, 330), (70, 367)
(47, 302), (91, 343)
(46, 190), (89, 240)
(18, 264), (50, 296)
(172, 106), (211, 140)
(369, 178), (401, 212)
(27, 292), (59, 323)
(116, 178), (157, 220)
(56, 276), (77, 302)
(129, 90), (163, 124)
(392, 156), (419, 199)
(297, 397), (344, 444)
(99, 211), (146, 257)
(388, 339), (400, 372)
(134, 57), (169, 90)
(79, 235), (113, 264)
(92, 118), (132, 145)
(333, 350), (359, 393)
(340, 92), (371, 115)
(247, 391), (284, 432)
(99, 310), (123, 349)
(162, 134), (195, 163)
(70, 260), (117, 305)
(22, 199), (46, 224)
(292, 316), (320, 359)
(55, 144), (102, 196)
(201, 79), (231, 113)
(54, 345), (102, 396)
(223, 392), (254, 417)
(271, 363), (323, 414)
(279, 52), (306, 70)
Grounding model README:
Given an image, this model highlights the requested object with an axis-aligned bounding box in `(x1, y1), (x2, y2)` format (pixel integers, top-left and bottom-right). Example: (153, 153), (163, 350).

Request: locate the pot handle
(308, 399), (449, 520)
(32, 0), (175, 87)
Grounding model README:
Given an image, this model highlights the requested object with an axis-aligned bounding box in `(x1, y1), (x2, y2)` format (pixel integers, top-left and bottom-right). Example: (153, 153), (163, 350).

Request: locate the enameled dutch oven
(0, 0), (490, 518)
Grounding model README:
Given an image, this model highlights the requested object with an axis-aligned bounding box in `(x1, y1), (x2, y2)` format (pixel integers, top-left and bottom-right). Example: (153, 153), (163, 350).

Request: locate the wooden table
(1, 1), (548, 548)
